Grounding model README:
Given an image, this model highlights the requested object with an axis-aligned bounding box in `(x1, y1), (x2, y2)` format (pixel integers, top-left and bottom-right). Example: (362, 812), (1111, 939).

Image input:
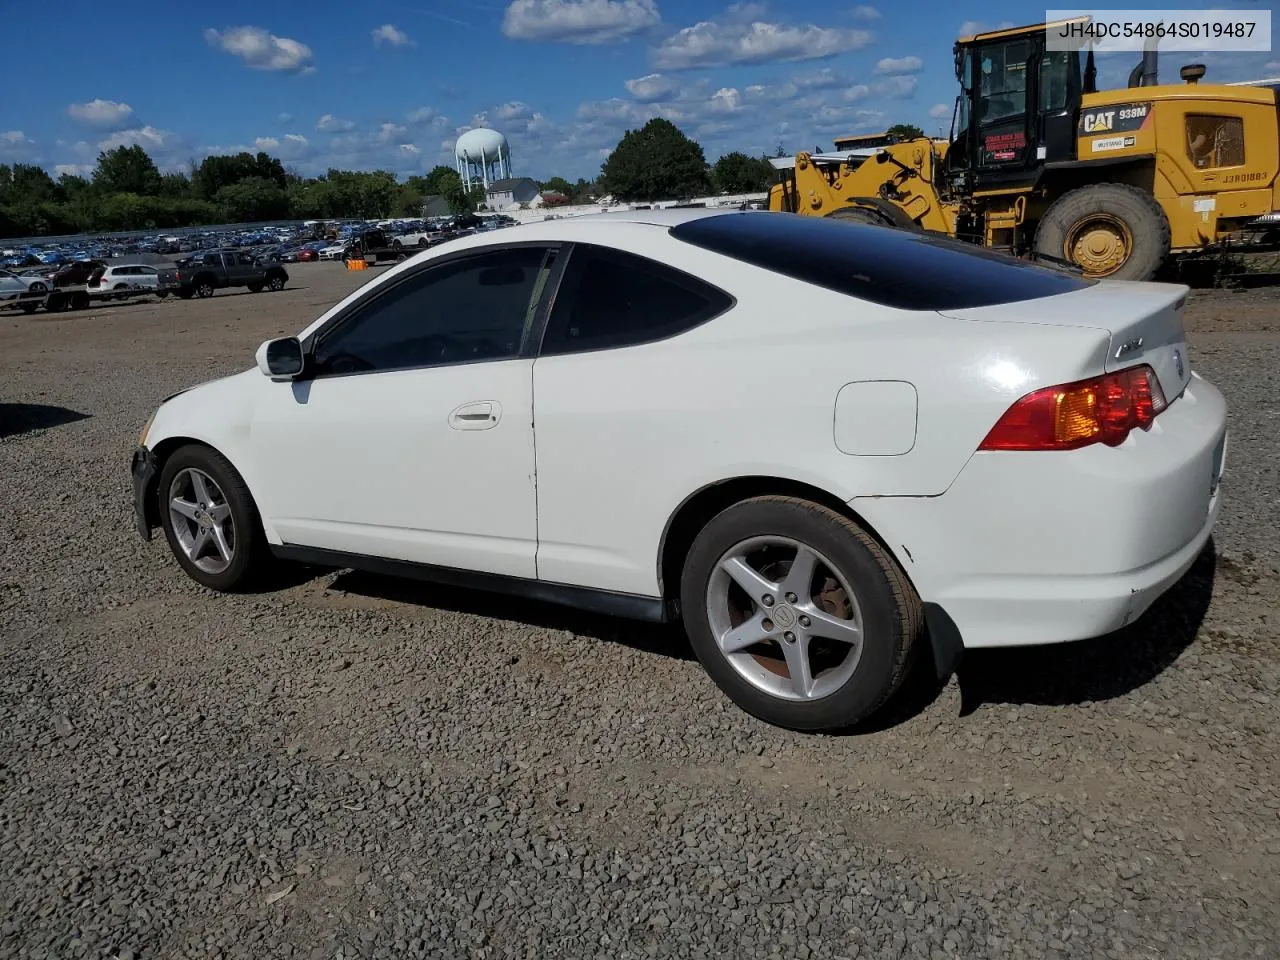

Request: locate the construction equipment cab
(770, 18), (1280, 280)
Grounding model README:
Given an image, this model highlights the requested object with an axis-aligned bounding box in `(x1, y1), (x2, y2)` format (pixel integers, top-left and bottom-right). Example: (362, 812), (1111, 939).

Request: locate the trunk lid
(936, 279), (1192, 403)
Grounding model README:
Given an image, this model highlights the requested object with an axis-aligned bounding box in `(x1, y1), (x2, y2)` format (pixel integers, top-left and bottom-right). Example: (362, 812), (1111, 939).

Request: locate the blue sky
(2, 0), (1277, 183)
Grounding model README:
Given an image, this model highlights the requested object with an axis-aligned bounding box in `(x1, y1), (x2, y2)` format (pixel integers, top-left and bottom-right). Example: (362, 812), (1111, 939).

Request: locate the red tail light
(979, 365), (1168, 451)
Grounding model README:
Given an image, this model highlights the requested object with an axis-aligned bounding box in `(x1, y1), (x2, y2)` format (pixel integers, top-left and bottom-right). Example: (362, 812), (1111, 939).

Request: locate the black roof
(669, 211), (1093, 311)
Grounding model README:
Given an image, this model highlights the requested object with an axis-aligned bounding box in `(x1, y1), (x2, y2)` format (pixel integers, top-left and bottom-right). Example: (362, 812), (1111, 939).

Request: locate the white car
(0, 268), (49, 296)
(319, 243), (349, 261)
(89, 263), (170, 295)
(131, 209), (1228, 731)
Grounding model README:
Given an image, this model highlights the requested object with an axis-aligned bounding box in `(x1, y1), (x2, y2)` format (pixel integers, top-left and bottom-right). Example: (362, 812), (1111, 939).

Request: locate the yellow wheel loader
(768, 18), (1280, 280)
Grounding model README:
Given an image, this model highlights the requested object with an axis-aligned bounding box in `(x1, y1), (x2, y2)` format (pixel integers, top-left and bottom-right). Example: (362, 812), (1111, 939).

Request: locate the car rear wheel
(247, 282), (264, 293)
(679, 496), (921, 731)
(157, 445), (271, 592)
(266, 275), (285, 292)
(195, 280), (215, 298)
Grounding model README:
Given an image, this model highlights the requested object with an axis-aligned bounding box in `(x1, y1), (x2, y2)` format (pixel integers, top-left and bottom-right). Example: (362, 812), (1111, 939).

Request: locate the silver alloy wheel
(706, 535), (864, 701)
(168, 467), (236, 575)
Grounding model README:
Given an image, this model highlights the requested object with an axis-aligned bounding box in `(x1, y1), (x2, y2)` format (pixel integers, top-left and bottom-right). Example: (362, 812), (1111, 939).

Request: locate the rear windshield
(669, 212), (1094, 311)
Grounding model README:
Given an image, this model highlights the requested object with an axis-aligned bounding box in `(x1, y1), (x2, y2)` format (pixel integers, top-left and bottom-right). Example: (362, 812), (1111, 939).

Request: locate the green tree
(886, 123), (925, 141)
(599, 118), (711, 202)
(711, 152), (775, 193)
(93, 145), (162, 196)
(540, 176), (574, 197)
(158, 172), (192, 199)
(215, 177), (290, 222)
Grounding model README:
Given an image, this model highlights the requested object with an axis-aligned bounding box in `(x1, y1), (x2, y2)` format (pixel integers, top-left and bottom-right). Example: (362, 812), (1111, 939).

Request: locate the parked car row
(0, 249), (290, 314)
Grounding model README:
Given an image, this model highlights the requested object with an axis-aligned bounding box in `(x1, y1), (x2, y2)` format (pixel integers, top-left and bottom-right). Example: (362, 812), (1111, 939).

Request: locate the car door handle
(449, 401), (500, 430)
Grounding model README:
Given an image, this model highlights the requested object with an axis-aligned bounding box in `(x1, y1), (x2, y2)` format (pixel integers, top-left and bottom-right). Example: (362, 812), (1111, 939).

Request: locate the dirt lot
(1, 263), (1278, 960)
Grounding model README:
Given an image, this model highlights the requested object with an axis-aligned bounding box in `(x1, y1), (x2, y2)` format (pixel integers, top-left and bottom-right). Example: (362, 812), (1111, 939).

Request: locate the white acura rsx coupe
(131, 208), (1227, 731)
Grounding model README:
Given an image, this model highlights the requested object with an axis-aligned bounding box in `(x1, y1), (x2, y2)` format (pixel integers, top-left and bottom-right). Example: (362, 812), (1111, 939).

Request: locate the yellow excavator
(767, 18), (1280, 280)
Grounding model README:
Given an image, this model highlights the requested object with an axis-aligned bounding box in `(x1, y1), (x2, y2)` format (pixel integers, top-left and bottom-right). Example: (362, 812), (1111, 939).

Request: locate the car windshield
(669, 212), (1093, 311)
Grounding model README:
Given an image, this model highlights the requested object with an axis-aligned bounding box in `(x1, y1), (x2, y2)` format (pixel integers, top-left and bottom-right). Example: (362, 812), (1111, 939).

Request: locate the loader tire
(1034, 183), (1170, 281)
(825, 201), (919, 231)
(827, 206), (893, 226)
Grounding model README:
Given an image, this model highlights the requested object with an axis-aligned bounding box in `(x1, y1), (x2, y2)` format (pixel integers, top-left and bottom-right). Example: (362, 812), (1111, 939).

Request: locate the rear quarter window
(669, 212), (1094, 311)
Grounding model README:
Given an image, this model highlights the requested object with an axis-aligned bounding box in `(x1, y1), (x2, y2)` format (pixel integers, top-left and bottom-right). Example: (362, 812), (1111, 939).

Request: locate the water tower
(455, 128), (511, 190)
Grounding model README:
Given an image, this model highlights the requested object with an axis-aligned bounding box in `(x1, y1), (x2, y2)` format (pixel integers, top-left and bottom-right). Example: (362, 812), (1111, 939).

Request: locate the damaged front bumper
(131, 445), (158, 540)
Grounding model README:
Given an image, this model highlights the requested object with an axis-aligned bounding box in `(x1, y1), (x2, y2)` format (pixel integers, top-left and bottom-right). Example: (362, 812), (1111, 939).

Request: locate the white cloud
(98, 126), (180, 153)
(67, 99), (135, 129)
(625, 72), (678, 101)
(495, 101), (534, 122)
(55, 163), (94, 178)
(653, 17), (873, 70)
(317, 114), (356, 133)
(875, 55), (922, 75)
(372, 24), (414, 47)
(277, 112), (294, 124)
(792, 67), (849, 90)
(851, 5), (880, 19)
(0, 130), (34, 161)
(873, 75), (917, 99)
(503, 0), (660, 44)
(958, 20), (1014, 37)
(203, 26), (315, 73)
(253, 134), (312, 160)
(928, 103), (951, 119)
(1265, 60), (1280, 71)
(376, 122), (408, 143)
(710, 87), (742, 113)
(95, 126), (189, 172)
(723, 1), (767, 19)
(844, 84), (871, 102)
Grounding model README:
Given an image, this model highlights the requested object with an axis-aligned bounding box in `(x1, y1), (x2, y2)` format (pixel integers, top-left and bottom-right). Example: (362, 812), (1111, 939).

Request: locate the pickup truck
(342, 229), (418, 265)
(173, 250), (289, 299)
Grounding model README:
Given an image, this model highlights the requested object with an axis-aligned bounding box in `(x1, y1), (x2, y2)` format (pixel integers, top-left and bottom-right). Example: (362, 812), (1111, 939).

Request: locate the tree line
(0, 116), (924, 238)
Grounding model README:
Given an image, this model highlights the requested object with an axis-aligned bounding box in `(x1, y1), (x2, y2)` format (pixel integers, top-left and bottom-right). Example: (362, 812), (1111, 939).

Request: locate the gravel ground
(1, 265), (1278, 960)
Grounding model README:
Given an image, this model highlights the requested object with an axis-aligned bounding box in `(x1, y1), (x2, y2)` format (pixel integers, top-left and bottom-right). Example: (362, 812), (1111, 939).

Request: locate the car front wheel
(157, 444), (270, 592)
(680, 496), (921, 732)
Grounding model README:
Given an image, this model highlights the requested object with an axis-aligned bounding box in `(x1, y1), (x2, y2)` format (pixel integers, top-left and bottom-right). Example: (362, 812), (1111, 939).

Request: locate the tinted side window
(541, 245), (732, 355)
(313, 247), (551, 376)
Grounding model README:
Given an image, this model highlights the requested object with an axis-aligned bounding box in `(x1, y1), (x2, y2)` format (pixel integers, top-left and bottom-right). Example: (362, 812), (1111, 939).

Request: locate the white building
(484, 177), (541, 211)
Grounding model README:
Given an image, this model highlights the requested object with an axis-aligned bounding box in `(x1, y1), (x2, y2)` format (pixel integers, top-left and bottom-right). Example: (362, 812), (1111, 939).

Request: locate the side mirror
(256, 337), (304, 380)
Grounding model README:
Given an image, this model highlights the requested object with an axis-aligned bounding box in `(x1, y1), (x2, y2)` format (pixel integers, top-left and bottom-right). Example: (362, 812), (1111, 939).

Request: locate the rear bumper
(851, 372), (1228, 649)
(131, 446), (158, 540)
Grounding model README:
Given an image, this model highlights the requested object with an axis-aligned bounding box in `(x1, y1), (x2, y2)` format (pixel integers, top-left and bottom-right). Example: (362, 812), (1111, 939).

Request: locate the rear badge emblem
(1174, 349), (1184, 378)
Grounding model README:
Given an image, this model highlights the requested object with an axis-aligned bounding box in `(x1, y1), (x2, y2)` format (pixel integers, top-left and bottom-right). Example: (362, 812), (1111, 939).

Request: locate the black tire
(679, 496), (922, 732)
(247, 282), (264, 293)
(195, 278), (215, 298)
(265, 273), (285, 292)
(156, 291), (169, 299)
(156, 444), (272, 592)
(827, 206), (894, 227)
(392, 239), (403, 249)
(72, 291), (90, 310)
(178, 288), (194, 300)
(1033, 182), (1170, 281)
(19, 301), (38, 314)
(28, 282), (46, 293)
